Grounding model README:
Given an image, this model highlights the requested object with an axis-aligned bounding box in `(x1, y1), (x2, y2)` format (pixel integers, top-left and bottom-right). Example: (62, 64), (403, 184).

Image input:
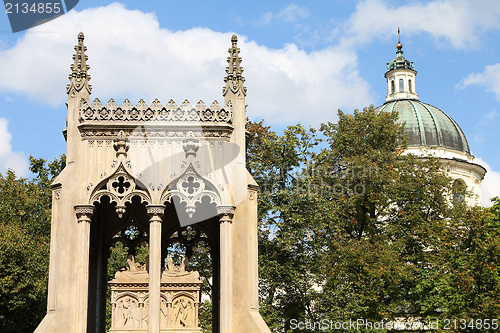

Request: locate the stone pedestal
(109, 256), (202, 332)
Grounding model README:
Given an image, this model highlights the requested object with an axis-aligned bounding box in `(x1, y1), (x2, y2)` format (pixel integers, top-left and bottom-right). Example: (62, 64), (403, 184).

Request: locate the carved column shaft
(217, 206), (235, 333)
(166, 303), (172, 328)
(74, 205), (94, 333)
(139, 303), (144, 328)
(111, 303), (117, 328)
(147, 205), (165, 333)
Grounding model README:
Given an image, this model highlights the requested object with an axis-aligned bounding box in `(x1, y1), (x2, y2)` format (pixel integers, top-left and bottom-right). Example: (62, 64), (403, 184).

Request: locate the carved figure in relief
(117, 297), (139, 328)
(160, 297), (169, 327)
(173, 297), (193, 327)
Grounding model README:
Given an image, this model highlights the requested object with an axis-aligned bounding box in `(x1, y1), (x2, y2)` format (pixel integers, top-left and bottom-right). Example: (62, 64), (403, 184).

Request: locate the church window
(452, 179), (466, 205)
(408, 79), (412, 93)
(399, 78), (404, 92)
(391, 80), (395, 94)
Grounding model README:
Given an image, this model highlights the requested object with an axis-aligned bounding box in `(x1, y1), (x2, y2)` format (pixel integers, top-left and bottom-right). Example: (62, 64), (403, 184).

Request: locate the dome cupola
(375, 30), (486, 205)
(375, 100), (471, 154)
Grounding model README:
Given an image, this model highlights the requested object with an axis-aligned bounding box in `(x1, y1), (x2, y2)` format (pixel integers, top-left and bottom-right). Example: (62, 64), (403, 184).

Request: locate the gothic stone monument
(35, 32), (270, 333)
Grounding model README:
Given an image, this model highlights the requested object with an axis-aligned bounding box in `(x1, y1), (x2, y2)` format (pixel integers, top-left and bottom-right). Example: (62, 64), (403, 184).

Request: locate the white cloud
(254, 4), (309, 26)
(0, 3), (372, 125)
(456, 63), (500, 101)
(254, 12), (273, 26)
(277, 4), (309, 22)
(474, 157), (500, 206)
(0, 118), (28, 177)
(341, 0), (500, 49)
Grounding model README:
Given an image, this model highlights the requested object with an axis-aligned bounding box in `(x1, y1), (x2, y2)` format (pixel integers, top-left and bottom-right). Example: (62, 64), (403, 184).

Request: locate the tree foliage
(1, 105), (499, 332)
(249, 106), (500, 332)
(0, 155), (65, 332)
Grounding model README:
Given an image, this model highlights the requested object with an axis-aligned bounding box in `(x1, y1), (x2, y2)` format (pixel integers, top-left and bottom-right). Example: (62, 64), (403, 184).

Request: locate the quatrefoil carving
(112, 176), (131, 194)
(179, 175), (204, 196)
(108, 173), (134, 197)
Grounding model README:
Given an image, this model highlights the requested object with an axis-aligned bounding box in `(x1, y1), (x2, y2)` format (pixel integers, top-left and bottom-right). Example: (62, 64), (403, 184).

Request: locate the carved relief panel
(109, 256), (202, 332)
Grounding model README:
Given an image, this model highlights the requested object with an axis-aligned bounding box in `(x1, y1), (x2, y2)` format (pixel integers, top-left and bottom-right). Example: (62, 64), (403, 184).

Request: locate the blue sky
(0, 0), (500, 205)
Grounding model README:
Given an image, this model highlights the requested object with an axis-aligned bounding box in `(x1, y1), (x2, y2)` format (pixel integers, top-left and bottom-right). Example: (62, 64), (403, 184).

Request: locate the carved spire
(223, 34), (246, 96)
(67, 32), (92, 95)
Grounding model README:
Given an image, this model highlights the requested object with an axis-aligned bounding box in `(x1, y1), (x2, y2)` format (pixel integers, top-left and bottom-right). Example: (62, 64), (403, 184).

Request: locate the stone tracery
(162, 164), (220, 219)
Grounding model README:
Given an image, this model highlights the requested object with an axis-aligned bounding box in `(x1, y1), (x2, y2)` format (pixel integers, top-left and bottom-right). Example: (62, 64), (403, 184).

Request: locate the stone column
(146, 205), (165, 333)
(74, 205), (95, 333)
(139, 303), (144, 328)
(111, 303), (117, 328)
(217, 206), (235, 333)
(166, 302), (172, 328)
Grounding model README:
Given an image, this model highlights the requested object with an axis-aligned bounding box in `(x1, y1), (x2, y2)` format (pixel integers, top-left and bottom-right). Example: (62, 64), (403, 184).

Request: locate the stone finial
(113, 130), (129, 158)
(67, 32), (92, 95)
(223, 34), (247, 97)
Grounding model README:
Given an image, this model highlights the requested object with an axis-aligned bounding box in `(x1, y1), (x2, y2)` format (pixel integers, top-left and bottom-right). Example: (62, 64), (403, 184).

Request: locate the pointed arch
(160, 163), (221, 218)
(89, 162), (152, 217)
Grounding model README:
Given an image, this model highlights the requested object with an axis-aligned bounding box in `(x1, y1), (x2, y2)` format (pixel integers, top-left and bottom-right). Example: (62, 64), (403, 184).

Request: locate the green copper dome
(375, 100), (471, 154)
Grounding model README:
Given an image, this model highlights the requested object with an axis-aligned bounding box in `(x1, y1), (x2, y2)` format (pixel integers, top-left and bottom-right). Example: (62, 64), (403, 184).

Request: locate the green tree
(247, 120), (332, 330)
(0, 155), (65, 332)
(249, 106), (500, 332)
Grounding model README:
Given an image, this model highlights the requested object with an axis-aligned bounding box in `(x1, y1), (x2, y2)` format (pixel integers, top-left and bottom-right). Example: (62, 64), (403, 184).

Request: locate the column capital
(217, 205), (235, 223)
(75, 204), (95, 223)
(146, 204), (165, 219)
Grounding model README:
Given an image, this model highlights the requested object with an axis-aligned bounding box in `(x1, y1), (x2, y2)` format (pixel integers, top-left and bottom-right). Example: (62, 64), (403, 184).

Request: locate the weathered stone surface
(109, 256), (202, 332)
(35, 32), (270, 333)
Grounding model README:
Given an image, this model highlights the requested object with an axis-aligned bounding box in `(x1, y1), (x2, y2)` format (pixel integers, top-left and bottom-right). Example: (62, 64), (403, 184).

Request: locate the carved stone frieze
(80, 98), (232, 124)
(146, 204), (165, 218)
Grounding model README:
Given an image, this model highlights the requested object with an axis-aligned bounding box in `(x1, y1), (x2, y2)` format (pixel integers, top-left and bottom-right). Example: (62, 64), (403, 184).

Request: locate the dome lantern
(384, 29), (418, 102)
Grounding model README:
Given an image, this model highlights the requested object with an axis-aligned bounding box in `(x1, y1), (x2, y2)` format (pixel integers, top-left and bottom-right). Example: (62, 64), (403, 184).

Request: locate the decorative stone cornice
(223, 34), (247, 97)
(217, 205), (235, 224)
(67, 32), (92, 95)
(80, 98), (232, 123)
(75, 204), (95, 223)
(79, 126), (233, 141)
